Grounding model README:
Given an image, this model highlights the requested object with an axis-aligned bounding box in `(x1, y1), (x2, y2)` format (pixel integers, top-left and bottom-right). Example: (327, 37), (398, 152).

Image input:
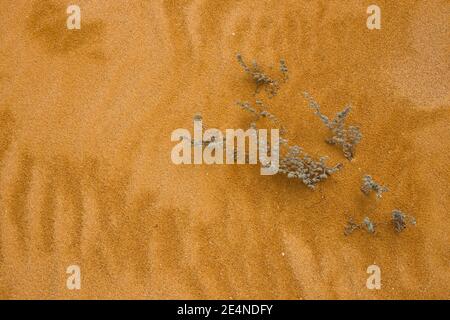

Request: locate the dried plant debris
(279, 59), (288, 81)
(236, 100), (287, 135)
(345, 211), (416, 235)
(344, 217), (361, 236)
(361, 175), (388, 199)
(235, 100), (342, 189)
(363, 217), (376, 234)
(391, 209), (416, 233)
(236, 53), (288, 97)
(303, 92), (362, 160)
(181, 114), (230, 152)
(279, 146), (342, 189)
(344, 217), (376, 235)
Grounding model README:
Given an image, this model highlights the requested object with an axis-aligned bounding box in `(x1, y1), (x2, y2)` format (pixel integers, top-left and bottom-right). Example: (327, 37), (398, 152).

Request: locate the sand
(0, 0), (449, 299)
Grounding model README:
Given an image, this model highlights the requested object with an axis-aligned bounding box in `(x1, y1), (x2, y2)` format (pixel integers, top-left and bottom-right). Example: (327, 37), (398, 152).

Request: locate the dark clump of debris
(304, 92), (362, 160)
(391, 209), (416, 233)
(361, 175), (389, 199)
(236, 53), (288, 97)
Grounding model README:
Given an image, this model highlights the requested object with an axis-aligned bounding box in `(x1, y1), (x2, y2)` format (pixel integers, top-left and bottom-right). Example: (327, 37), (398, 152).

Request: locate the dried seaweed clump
(236, 53), (288, 97)
(235, 100), (342, 189)
(304, 92), (362, 160)
(361, 175), (388, 199)
(391, 209), (416, 233)
(344, 217), (376, 235)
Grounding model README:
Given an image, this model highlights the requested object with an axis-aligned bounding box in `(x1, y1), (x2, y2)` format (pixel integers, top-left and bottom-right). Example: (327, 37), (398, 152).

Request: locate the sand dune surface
(0, 0), (449, 299)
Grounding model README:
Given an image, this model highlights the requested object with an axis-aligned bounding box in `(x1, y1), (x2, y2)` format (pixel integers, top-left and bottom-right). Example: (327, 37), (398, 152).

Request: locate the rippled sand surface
(0, 0), (449, 299)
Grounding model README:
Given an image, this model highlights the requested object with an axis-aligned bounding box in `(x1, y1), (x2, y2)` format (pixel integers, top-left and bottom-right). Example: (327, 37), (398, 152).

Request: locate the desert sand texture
(0, 0), (449, 299)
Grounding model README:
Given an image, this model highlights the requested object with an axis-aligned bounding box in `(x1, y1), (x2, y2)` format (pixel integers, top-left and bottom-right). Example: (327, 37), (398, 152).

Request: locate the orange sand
(0, 0), (449, 299)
